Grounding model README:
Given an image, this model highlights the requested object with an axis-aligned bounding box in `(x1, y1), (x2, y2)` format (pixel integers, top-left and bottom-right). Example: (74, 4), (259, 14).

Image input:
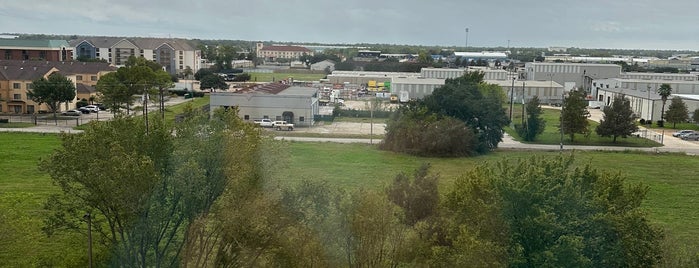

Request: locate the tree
(595, 95), (639, 142)
(27, 73), (76, 117)
(665, 97), (689, 128)
(693, 108), (699, 124)
(199, 74), (227, 90)
(657, 83), (672, 122)
(386, 164), (439, 226)
(194, 68), (214, 81)
(95, 72), (129, 112)
(447, 155), (663, 267)
(517, 96), (546, 141)
(560, 88), (590, 142)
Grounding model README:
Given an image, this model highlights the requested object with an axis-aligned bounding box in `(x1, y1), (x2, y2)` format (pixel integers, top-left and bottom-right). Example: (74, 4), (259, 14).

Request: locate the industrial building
(326, 71), (420, 85)
(421, 67), (508, 80)
(620, 72), (699, 81)
(487, 79), (564, 104)
(390, 77), (445, 99)
(209, 83), (318, 127)
(524, 63), (621, 93)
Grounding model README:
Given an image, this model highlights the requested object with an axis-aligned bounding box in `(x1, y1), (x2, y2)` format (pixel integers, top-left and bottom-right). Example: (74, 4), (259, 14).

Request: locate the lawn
(250, 72), (326, 82)
(163, 95), (211, 121)
(278, 142), (699, 249)
(2, 132), (697, 265)
(506, 106), (661, 147)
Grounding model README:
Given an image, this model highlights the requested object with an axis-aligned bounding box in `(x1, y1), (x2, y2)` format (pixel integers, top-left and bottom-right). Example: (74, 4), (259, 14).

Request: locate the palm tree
(657, 83), (672, 121)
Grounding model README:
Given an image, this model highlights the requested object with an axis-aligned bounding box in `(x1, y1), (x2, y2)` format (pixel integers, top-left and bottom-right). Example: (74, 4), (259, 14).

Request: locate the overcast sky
(1, 0), (696, 50)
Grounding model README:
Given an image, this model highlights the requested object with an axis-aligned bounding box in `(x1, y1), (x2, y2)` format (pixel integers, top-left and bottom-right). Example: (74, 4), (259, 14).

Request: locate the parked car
(273, 121), (294, 131)
(681, 132), (699, 141)
(77, 107), (91, 114)
(672, 130), (694, 137)
(84, 105), (100, 113)
(61, 109), (82, 116)
(253, 119), (274, 127)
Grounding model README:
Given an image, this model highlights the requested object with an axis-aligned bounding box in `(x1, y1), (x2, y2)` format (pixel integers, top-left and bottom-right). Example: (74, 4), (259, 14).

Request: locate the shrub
(657, 120), (664, 127)
(639, 119), (646, 125)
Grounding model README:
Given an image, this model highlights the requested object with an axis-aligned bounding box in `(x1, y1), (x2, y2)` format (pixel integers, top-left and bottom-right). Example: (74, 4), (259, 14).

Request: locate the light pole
(647, 84), (652, 122)
(521, 81), (526, 126)
(560, 89), (565, 151)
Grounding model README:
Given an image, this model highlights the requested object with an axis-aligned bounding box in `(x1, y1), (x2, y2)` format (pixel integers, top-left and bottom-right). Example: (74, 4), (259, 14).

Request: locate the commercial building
(421, 67), (508, 80)
(70, 37), (200, 75)
(0, 39), (73, 61)
(210, 83), (318, 127)
(256, 43), (313, 62)
(327, 71), (420, 85)
(524, 63), (621, 93)
(487, 79), (565, 104)
(390, 77), (445, 99)
(620, 72), (699, 81)
(310, 60), (335, 72)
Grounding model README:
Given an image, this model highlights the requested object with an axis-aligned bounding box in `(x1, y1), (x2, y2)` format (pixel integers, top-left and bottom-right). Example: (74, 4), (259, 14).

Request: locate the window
(263, 115), (269, 119)
(76, 75), (83, 81)
(4, 50), (10, 60)
(91, 76), (98, 81)
(0, 104), (2, 112)
(13, 83), (20, 89)
(244, 115), (250, 120)
(26, 83), (32, 89)
(299, 116), (305, 122)
(13, 94), (21, 100)
(39, 51), (47, 60)
(27, 105), (34, 114)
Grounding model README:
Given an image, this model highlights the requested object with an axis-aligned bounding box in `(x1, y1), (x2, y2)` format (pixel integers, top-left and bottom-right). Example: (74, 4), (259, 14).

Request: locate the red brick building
(0, 39), (73, 61)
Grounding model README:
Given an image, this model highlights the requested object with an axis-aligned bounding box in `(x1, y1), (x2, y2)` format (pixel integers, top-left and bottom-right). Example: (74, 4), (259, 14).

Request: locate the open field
(250, 72), (326, 82)
(279, 142), (699, 247)
(2, 132), (697, 265)
(506, 107), (661, 147)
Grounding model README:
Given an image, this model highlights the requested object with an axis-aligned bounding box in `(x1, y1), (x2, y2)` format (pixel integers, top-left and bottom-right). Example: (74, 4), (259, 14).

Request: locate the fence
(0, 114), (109, 127)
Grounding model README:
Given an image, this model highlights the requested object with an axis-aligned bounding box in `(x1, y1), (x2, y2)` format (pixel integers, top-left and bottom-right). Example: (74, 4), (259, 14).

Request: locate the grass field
(277, 142), (699, 247)
(506, 106), (661, 147)
(162, 95), (210, 121)
(250, 72), (326, 82)
(2, 132), (697, 265)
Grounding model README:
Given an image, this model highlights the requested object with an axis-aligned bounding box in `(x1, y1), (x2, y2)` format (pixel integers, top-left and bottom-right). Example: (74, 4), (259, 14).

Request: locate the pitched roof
(0, 39), (70, 49)
(0, 60), (115, 75)
(76, 83), (97, 94)
(0, 65), (55, 81)
(260, 45), (312, 53)
(70, 37), (195, 51)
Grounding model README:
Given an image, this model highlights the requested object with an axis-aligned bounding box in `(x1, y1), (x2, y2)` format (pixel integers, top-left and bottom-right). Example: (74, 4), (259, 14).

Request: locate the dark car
(78, 107), (91, 114)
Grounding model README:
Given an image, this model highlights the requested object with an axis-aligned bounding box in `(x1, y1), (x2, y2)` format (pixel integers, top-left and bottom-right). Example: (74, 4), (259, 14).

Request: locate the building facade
(390, 77), (445, 99)
(420, 67), (508, 80)
(256, 43), (313, 61)
(71, 37), (200, 75)
(524, 63), (622, 94)
(0, 60), (115, 114)
(210, 83), (318, 127)
(0, 39), (72, 61)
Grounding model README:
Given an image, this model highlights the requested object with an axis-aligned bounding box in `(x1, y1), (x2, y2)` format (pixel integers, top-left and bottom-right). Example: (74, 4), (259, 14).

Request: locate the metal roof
(0, 39), (70, 49)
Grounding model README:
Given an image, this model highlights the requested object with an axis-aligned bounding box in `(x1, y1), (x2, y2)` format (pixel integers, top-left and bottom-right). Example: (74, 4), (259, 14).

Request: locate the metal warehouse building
(210, 83), (318, 127)
(391, 77), (446, 99)
(421, 67), (508, 80)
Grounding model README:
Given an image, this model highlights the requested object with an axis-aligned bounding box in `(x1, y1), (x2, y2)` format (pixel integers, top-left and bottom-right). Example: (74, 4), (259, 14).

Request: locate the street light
(509, 77), (515, 124)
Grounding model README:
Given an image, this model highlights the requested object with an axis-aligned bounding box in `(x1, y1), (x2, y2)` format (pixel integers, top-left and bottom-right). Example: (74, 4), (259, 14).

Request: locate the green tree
(27, 73), (76, 117)
(199, 74), (228, 90)
(422, 71), (509, 154)
(95, 72), (129, 112)
(665, 97), (689, 128)
(386, 163), (439, 226)
(517, 96), (546, 141)
(194, 68), (214, 81)
(560, 89), (590, 142)
(595, 95), (639, 142)
(693, 108), (699, 124)
(657, 83), (672, 122)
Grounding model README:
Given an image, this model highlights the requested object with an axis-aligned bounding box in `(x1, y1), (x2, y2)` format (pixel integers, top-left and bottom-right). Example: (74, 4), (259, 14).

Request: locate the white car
(253, 119), (274, 127)
(83, 105), (100, 113)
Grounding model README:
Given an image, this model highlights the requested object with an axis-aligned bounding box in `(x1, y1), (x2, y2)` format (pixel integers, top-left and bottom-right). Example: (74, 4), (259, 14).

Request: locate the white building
(391, 77), (445, 99)
(209, 83), (318, 127)
(487, 79), (564, 104)
(420, 67), (508, 80)
(524, 63), (621, 93)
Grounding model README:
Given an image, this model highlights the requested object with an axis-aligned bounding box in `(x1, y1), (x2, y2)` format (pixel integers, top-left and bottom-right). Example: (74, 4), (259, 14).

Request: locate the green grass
(250, 72), (326, 82)
(3, 132), (697, 265)
(0, 122), (34, 128)
(0, 133), (86, 266)
(506, 107), (661, 147)
(163, 95), (210, 121)
(278, 142), (699, 248)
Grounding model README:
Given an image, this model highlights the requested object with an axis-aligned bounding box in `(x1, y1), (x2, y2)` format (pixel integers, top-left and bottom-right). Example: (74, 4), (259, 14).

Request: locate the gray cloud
(0, 0), (696, 50)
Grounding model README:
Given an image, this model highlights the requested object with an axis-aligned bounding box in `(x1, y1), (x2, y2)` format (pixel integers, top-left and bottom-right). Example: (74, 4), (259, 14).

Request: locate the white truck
(273, 121), (294, 131)
(253, 119), (274, 127)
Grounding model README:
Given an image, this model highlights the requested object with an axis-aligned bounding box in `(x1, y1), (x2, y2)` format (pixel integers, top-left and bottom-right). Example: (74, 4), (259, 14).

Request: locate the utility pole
(560, 89), (565, 151)
(521, 81), (526, 126)
(647, 84), (651, 122)
(509, 77), (515, 123)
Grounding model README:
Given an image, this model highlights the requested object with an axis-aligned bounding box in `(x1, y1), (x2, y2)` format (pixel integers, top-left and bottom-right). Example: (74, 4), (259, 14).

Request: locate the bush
(639, 119), (646, 125)
(657, 120), (664, 127)
(76, 99), (88, 108)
